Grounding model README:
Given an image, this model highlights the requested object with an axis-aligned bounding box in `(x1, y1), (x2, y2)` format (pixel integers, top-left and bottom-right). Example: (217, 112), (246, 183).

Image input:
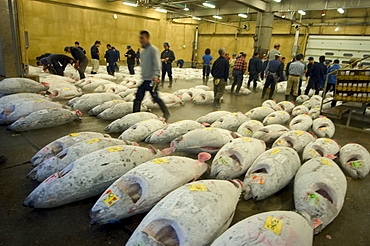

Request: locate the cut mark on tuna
(142, 219), (180, 246)
(119, 180), (142, 203)
(254, 168), (268, 174)
(316, 188), (334, 203)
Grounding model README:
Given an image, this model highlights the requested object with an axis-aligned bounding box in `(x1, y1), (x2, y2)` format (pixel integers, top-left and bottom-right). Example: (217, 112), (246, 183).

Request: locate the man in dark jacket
(64, 46), (88, 79)
(247, 52), (262, 92)
(136, 48), (140, 66)
(305, 55), (327, 95)
(211, 47), (229, 108)
(160, 42), (175, 87)
(125, 45), (136, 75)
(261, 54), (284, 99)
(260, 54), (269, 79)
(90, 40), (101, 74)
(75, 41), (86, 54)
(112, 47), (120, 72)
(40, 54), (74, 76)
(105, 44), (116, 76)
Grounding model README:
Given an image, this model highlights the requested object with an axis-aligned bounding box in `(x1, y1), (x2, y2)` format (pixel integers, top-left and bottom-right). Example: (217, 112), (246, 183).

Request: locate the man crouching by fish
(133, 30), (170, 122)
(211, 47), (229, 108)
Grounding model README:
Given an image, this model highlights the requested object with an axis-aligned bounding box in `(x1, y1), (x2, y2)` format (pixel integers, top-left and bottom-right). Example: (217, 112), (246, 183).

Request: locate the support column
(0, 0), (27, 78)
(254, 12), (274, 56)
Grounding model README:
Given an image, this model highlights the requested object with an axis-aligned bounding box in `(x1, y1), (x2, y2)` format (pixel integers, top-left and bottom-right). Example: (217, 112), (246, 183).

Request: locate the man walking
(211, 47), (229, 108)
(64, 46), (88, 79)
(247, 52), (262, 92)
(261, 54), (283, 99)
(285, 54), (305, 101)
(160, 42), (175, 87)
(104, 44), (116, 76)
(133, 30), (170, 121)
(125, 45), (136, 75)
(90, 41), (101, 74)
(305, 55), (327, 95)
(231, 53), (247, 95)
(75, 41), (86, 54)
(268, 43), (281, 60)
(202, 48), (212, 85)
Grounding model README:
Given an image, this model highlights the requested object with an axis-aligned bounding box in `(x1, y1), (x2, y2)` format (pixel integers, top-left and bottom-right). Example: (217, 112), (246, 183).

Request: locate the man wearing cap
(133, 30), (170, 121)
(247, 52), (262, 92)
(211, 47), (229, 108)
(40, 54), (74, 76)
(231, 53), (247, 95)
(75, 42), (86, 54)
(305, 55), (327, 95)
(262, 54), (283, 99)
(285, 55), (305, 101)
(267, 43), (281, 60)
(90, 41), (101, 74)
(160, 42), (175, 87)
(125, 45), (136, 75)
(64, 46), (88, 79)
(104, 44), (117, 76)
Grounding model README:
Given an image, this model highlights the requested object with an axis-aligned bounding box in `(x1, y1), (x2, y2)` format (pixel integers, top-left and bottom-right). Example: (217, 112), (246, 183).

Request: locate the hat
(275, 54), (281, 58)
(232, 53), (236, 56)
(334, 59), (340, 63)
(126, 45), (131, 49)
(163, 42), (169, 47)
(274, 43), (280, 48)
(325, 61), (331, 64)
(308, 57), (314, 60)
(64, 46), (71, 52)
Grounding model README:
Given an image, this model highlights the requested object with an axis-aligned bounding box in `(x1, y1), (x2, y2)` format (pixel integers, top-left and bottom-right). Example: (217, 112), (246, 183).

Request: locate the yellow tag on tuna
(270, 149), (281, 154)
(152, 158), (168, 164)
(264, 216), (283, 235)
(242, 137), (251, 142)
(102, 190), (119, 207)
(85, 139), (101, 144)
(63, 88), (71, 90)
(188, 184), (208, 191)
(33, 100), (43, 102)
(323, 139), (332, 143)
(295, 131), (304, 135)
(107, 146), (123, 152)
(69, 133), (81, 137)
(321, 158), (332, 166)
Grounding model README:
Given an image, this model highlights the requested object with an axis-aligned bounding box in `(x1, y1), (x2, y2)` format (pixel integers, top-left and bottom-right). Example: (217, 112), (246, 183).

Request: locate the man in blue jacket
(305, 55), (327, 95)
(211, 47), (229, 108)
(324, 59), (341, 107)
(160, 42), (175, 87)
(90, 40), (101, 74)
(247, 52), (262, 92)
(104, 44), (116, 76)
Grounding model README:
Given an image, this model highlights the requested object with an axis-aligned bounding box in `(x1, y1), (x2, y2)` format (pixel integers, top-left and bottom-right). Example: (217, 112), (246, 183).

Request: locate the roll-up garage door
(305, 35), (370, 65)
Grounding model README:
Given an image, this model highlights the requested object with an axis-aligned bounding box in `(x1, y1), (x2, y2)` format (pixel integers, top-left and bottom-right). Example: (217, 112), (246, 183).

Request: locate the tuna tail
(26, 167), (38, 180)
(161, 148), (172, 156)
(197, 152), (211, 162)
(242, 183), (253, 200)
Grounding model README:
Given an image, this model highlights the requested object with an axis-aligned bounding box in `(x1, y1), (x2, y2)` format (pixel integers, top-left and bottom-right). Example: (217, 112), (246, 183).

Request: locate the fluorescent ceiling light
(298, 10), (306, 15)
(202, 2), (216, 8)
(335, 27), (340, 31)
(155, 8), (168, 13)
(337, 8), (344, 14)
(123, 1), (137, 7)
(192, 16), (201, 20)
(213, 15), (222, 19)
(274, 0), (281, 2)
(184, 7), (189, 11)
(238, 13), (248, 18)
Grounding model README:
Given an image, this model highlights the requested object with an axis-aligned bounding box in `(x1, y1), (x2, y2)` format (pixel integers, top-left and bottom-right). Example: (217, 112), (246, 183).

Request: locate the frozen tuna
(89, 153), (211, 224)
(211, 137), (266, 179)
(211, 112), (249, 132)
(211, 211), (313, 246)
(294, 157), (347, 234)
(253, 124), (290, 145)
(192, 91), (214, 105)
(23, 145), (163, 208)
(196, 111), (231, 124)
(69, 93), (121, 111)
(263, 111), (290, 125)
(245, 107), (275, 121)
(296, 95), (310, 105)
(170, 127), (240, 154)
(88, 100), (124, 116)
(243, 147), (300, 200)
(302, 138), (340, 162)
(145, 120), (203, 143)
(272, 130), (315, 153)
(29, 138), (136, 182)
(6, 108), (81, 132)
(104, 112), (160, 133)
(125, 179), (243, 246)
(237, 120), (264, 137)
(30, 132), (111, 166)
(275, 101), (295, 113)
(312, 116), (335, 138)
(292, 105), (309, 117)
(0, 93), (46, 105)
(97, 102), (147, 120)
(339, 143), (370, 179)
(119, 119), (166, 142)
(308, 107), (321, 119)
(289, 114), (313, 131)
(0, 78), (49, 94)
(261, 99), (277, 109)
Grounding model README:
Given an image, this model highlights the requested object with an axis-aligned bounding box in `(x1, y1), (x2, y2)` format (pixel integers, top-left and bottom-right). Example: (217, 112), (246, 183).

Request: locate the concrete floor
(1, 77), (370, 246)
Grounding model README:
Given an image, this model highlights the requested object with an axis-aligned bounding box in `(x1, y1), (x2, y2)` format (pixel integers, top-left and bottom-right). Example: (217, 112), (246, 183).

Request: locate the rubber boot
(293, 96), (297, 102)
(158, 100), (170, 122)
(203, 76), (206, 85)
(133, 99), (142, 113)
(253, 85), (257, 92)
(230, 84), (235, 94)
(205, 76), (209, 85)
(213, 99), (221, 108)
(261, 88), (267, 98)
(168, 78), (173, 88)
(161, 79), (164, 87)
(285, 95), (290, 101)
(268, 88), (275, 99)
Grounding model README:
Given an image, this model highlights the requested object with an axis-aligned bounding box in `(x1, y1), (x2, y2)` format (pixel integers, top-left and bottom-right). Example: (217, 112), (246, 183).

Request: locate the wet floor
(1, 77), (370, 245)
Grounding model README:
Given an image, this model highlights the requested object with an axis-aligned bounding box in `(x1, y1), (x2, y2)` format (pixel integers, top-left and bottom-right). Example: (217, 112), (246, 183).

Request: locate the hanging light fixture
(298, 10), (306, 15)
(335, 27), (340, 31)
(337, 8), (345, 14)
(213, 15), (222, 19)
(322, 11), (326, 16)
(282, 13), (286, 18)
(238, 13), (248, 18)
(183, 4), (189, 11)
(123, 1), (137, 7)
(202, 2), (216, 8)
(155, 8), (168, 13)
(192, 16), (201, 20)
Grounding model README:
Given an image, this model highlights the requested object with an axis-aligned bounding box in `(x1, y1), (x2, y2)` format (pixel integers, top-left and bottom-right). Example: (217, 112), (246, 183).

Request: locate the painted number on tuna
(270, 149), (281, 154)
(102, 190), (119, 207)
(294, 130), (304, 135)
(85, 139), (101, 144)
(350, 160), (364, 168)
(251, 175), (265, 184)
(188, 184), (208, 191)
(107, 146), (123, 152)
(242, 137), (251, 142)
(152, 158), (168, 164)
(69, 133), (81, 137)
(264, 216), (283, 235)
(321, 158), (332, 166)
